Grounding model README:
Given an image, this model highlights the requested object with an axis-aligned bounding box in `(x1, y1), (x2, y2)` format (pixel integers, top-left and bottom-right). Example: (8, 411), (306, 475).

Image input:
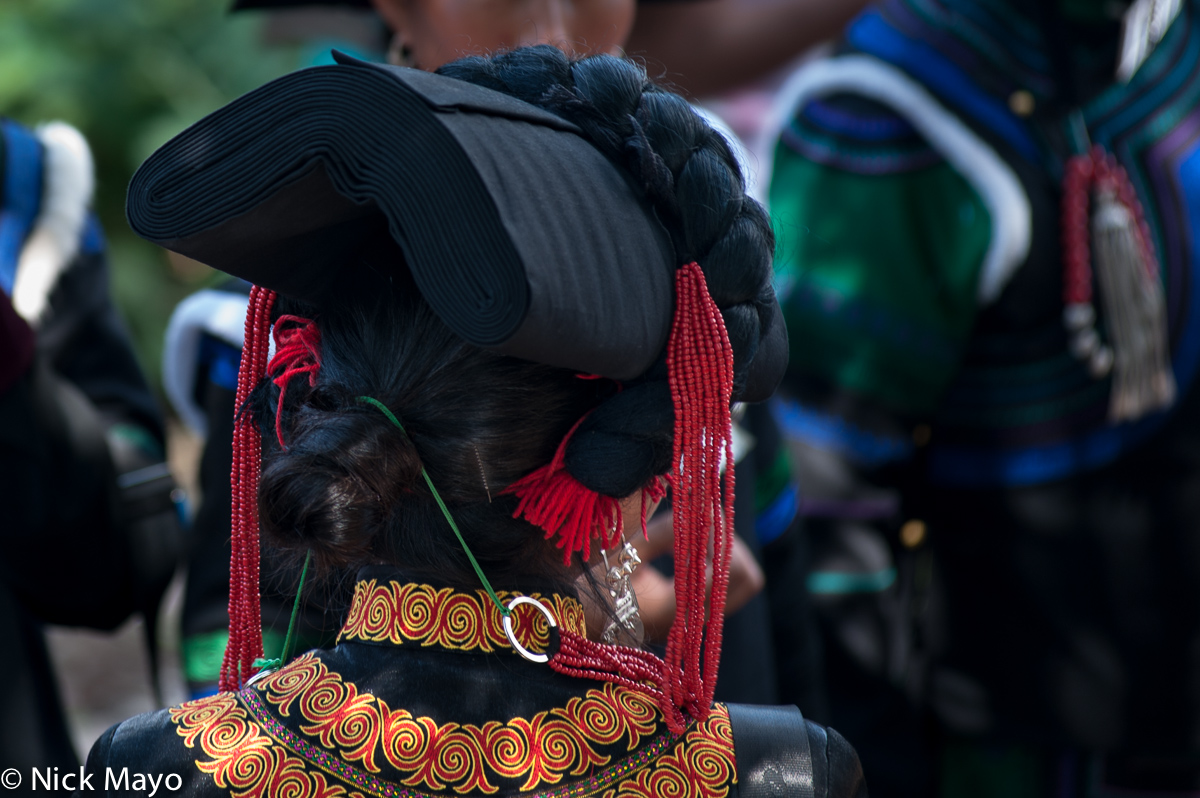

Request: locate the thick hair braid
(440, 47), (777, 499)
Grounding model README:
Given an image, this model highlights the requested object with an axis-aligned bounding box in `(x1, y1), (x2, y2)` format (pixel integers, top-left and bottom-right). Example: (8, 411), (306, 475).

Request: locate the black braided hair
(439, 47), (778, 498)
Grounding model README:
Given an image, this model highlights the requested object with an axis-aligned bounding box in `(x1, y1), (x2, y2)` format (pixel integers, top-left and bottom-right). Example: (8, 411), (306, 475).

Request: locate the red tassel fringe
(219, 285), (277, 692)
(660, 261), (735, 730)
(504, 415), (624, 564)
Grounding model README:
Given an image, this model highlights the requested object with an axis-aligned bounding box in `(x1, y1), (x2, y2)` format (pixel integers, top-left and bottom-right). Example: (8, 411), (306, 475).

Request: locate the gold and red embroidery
(254, 653), (659, 792)
(169, 581), (736, 797)
(337, 581), (587, 654)
(170, 655), (737, 797)
(611, 710), (735, 798)
(169, 694), (349, 797)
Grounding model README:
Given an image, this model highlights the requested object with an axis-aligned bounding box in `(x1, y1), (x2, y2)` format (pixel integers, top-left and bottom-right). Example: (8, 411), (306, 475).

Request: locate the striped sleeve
(769, 91), (991, 417)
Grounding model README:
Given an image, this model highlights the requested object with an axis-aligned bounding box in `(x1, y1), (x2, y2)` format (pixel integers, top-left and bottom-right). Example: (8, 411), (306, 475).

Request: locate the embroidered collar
(171, 653), (737, 798)
(337, 574), (588, 655)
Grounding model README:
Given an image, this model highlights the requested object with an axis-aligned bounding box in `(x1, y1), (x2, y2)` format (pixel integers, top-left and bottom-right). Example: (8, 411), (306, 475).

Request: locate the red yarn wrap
(219, 285), (277, 693)
(504, 415), (624, 563)
(547, 262), (735, 734)
(268, 315), (323, 449)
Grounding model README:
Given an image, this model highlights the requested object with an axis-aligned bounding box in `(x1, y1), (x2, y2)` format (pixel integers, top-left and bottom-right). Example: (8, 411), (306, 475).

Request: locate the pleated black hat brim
(128, 54), (676, 380)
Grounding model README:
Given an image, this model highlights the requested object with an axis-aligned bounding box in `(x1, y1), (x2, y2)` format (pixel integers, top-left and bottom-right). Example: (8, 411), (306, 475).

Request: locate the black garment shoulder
(727, 702), (868, 798)
(78, 711), (199, 796)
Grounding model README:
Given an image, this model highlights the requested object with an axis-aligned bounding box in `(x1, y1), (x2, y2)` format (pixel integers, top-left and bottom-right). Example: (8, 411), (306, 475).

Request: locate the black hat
(129, 53), (690, 383)
(129, 53), (785, 392)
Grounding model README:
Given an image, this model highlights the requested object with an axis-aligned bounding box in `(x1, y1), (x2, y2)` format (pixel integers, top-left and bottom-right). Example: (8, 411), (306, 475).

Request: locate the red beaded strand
(547, 263), (735, 735)
(662, 262), (735, 728)
(219, 285), (277, 692)
(550, 631), (668, 702)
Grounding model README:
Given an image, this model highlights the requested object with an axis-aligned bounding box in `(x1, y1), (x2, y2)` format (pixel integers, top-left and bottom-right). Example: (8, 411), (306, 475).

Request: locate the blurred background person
(233, 0), (868, 97)
(0, 116), (179, 772)
(0, 0), (303, 756)
(762, 0), (1200, 795)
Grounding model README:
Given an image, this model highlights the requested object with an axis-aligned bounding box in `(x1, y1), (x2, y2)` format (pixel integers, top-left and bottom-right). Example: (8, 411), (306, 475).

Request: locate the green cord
(355, 396), (510, 617)
(281, 549), (313, 662)
(253, 549), (313, 673)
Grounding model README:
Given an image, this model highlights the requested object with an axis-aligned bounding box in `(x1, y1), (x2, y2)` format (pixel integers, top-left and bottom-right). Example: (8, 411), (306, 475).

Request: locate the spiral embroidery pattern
(169, 693), (347, 797)
(338, 581), (587, 654)
(610, 710), (736, 798)
(169, 655), (737, 797)
(255, 653), (661, 792)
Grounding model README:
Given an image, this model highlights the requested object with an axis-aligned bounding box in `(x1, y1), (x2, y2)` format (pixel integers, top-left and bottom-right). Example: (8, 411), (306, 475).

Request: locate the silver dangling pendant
(601, 540), (645, 647)
(1091, 188), (1176, 421)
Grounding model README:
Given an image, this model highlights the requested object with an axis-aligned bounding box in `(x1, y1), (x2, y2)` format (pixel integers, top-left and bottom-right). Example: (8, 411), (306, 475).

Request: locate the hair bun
(563, 382), (674, 497)
(258, 404), (423, 569)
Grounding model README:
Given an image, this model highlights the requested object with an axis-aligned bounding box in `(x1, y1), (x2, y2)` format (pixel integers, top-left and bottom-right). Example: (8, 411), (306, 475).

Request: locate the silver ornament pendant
(601, 541), (645, 648)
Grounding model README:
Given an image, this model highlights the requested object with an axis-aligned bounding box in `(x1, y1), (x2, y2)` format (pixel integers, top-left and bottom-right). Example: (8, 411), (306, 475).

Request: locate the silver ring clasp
(502, 596), (558, 663)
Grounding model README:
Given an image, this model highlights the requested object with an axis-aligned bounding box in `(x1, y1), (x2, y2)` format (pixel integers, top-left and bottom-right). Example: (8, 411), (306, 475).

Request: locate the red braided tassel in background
(1061, 145), (1175, 421)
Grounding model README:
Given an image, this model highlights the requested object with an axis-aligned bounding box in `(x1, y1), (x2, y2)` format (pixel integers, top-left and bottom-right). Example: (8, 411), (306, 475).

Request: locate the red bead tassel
(1061, 146), (1160, 307)
(219, 285), (277, 692)
(504, 415), (624, 564)
(545, 264), (735, 734)
(550, 631), (668, 702)
(660, 261), (735, 731)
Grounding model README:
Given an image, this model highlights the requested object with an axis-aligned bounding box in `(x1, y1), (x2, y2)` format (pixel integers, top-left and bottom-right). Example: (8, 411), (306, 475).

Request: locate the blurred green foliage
(0, 0), (299, 394)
